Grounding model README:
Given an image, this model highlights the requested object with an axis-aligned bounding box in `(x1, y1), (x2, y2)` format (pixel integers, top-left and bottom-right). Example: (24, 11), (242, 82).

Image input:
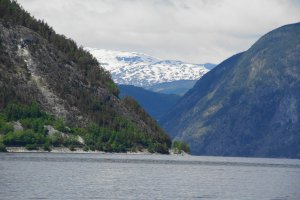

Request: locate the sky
(17, 0), (300, 64)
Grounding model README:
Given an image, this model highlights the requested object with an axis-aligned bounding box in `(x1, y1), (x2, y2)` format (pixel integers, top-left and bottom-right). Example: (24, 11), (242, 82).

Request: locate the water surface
(0, 153), (299, 200)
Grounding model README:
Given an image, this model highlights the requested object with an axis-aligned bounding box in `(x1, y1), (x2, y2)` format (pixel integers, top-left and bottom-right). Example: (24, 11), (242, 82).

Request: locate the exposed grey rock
(161, 23), (300, 158)
(13, 121), (23, 131)
(0, 20), (170, 143)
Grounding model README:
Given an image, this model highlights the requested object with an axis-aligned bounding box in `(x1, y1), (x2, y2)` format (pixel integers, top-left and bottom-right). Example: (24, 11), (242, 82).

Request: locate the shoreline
(5, 147), (189, 156)
(6, 147), (150, 155)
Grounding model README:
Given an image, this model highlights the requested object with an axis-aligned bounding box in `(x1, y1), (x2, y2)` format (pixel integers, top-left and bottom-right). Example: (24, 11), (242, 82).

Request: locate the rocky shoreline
(5, 147), (149, 154)
(5, 147), (189, 156)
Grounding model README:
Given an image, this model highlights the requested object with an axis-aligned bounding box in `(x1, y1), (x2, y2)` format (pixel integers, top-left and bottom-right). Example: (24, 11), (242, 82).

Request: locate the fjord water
(0, 153), (300, 200)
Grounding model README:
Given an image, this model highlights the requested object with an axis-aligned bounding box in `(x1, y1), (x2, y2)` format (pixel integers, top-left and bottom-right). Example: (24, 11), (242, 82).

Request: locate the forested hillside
(0, 0), (171, 153)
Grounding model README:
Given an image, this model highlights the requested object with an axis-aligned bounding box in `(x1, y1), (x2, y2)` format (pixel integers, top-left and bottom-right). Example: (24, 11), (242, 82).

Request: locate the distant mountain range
(118, 85), (180, 121)
(161, 22), (300, 158)
(86, 48), (214, 95)
(147, 80), (198, 96)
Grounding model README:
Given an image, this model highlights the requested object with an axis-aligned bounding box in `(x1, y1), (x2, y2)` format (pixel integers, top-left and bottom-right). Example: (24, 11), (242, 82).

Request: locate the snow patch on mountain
(85, 47), (210, 87)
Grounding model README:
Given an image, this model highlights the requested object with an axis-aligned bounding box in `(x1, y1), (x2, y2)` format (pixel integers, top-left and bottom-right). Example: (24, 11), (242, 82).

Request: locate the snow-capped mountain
(85, 47), (210, 88)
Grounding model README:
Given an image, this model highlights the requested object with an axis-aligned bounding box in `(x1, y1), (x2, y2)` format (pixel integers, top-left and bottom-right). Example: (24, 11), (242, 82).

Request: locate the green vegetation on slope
(172, 140), (190, 154)
(0, 103), (169, 153)
(122, 96), (171, 152)
(0, 0), (172, 153)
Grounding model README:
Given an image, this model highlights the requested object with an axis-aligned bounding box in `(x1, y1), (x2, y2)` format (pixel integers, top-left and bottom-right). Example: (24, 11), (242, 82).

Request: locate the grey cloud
(17, 0), (300, 64)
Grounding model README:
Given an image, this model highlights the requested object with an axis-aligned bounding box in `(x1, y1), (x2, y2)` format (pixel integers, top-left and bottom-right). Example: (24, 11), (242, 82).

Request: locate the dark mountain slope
(118, 84), (180, 121)
(147, 80), (198, 96)
(161, 23), (300, 158)
(0, 0), (171, 152)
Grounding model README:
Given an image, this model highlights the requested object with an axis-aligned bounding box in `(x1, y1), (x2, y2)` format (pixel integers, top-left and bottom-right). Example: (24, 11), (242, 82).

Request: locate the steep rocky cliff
(161, 23), (300, 158)
(0, 0), (171, 152)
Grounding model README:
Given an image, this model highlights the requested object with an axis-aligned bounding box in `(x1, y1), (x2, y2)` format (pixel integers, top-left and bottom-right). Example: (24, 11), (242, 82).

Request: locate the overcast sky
(17, 0), (300, 64)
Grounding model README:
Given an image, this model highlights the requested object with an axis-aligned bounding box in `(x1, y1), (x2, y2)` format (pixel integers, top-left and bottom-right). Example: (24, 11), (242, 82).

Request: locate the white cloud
(17, 0), (300, 64)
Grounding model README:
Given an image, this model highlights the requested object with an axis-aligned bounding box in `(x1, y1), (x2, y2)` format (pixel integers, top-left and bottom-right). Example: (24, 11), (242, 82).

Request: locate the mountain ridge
(118, 84), (180, 121)
(85, 47), (211, 88)
(0, 0), (171, 153)
(161, 22), (300, 158)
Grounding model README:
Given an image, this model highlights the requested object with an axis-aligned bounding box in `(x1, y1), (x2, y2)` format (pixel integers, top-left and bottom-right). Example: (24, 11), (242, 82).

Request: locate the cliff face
(0, 0), (170, 149)
(2, 23), (120, 123)
(161, 23), (300, 158)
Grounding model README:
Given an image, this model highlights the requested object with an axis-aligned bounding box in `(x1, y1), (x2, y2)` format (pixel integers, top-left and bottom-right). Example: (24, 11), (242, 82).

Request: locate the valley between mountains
(0, 0), (299, 158)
